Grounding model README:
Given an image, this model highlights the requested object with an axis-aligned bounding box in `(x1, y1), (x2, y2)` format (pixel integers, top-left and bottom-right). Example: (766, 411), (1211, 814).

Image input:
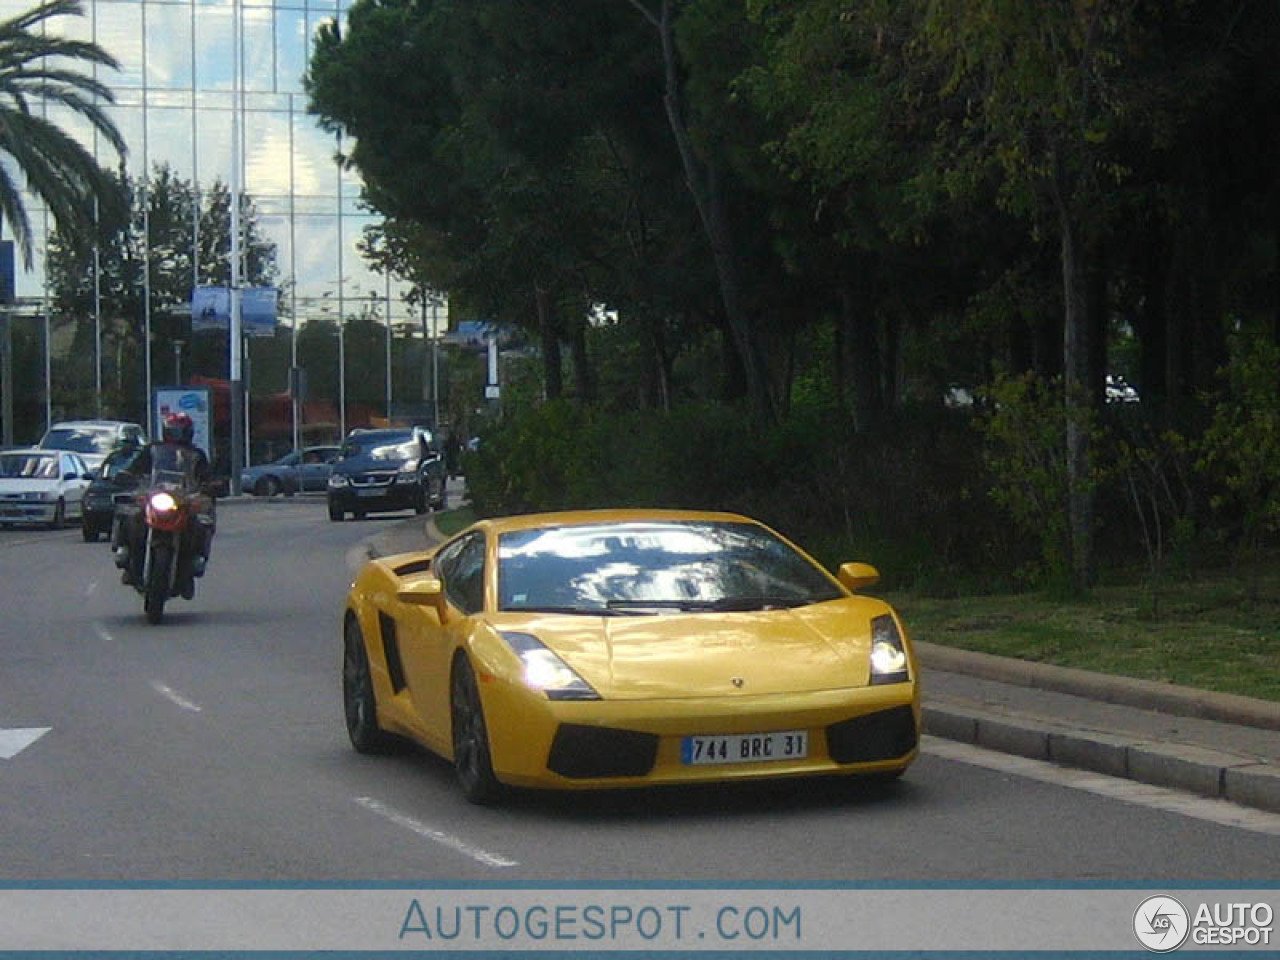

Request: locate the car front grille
(547, 724), (659, 779)
(349, 471), (396, 487)
(825, 705), (918, 764)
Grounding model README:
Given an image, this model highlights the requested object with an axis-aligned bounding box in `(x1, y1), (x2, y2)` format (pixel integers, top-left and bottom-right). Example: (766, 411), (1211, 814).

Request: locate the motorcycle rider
(113, 412), (214, 594)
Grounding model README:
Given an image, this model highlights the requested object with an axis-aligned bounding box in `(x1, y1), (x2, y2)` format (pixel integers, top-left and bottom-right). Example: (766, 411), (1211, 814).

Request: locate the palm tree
(0, 0), (127, 267)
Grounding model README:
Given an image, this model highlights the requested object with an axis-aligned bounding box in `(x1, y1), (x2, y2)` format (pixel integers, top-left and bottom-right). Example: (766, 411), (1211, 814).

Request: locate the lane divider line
(354, 795), (519, 868)
(150, 681), (203, 713)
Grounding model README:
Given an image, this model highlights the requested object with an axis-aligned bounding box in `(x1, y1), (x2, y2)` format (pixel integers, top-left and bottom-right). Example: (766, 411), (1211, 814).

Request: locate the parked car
(340, 509), (920, 803)
(81, 445), (152, 542)
(240, 445), (343, 497)
(327, 427), (446, 521)
(39, 420), (147, 473)
(0, 449), (93, 528)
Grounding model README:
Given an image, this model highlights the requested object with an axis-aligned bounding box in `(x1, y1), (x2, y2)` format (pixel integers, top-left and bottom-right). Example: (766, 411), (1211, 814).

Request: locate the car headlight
(501, 632), (600, 701)
(328, 474), (349, 488)
(869, 614), (910, 684)
(398, 458), (420, 473)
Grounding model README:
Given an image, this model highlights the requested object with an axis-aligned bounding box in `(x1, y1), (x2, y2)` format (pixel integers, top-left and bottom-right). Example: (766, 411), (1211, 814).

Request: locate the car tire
(343, 616), (392, 753)
(49, 499), (65, 529)
(144, 543), (171, 625)
(82, 520), (100, 542)
(451, 655), (503, 805)
(328, 502), (343, 522)
(413, 490), (427, 515)
(255, 476), (279, 497)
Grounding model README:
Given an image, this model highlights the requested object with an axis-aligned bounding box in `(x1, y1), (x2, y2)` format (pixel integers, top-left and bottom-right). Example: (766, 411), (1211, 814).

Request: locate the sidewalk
(919, 642), (1280, 813)
(363, 502), (1280, 816)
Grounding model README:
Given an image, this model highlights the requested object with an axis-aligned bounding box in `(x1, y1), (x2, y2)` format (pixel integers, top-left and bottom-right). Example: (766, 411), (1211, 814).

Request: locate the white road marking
(0, 727), (52, 760)
(93, 623), (113, 643)
(924, 735), (1280, 837)
(150, 681), (203, 713)
(85, 580), (99, 597)
(354, 796), (519, 868)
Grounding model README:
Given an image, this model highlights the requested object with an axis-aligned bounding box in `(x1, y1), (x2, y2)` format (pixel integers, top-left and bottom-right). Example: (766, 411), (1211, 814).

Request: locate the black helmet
(162, 412), (194, 445)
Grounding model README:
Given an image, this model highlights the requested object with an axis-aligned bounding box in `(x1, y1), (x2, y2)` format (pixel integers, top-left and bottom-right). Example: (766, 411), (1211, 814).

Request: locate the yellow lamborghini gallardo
(342, 509), (920, 803)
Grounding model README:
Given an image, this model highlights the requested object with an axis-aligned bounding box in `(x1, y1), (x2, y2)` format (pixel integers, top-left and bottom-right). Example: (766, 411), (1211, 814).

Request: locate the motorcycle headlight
(869, 614), (910, 684)
(149, 491), (178, 513)
(501, 632), (600, 701)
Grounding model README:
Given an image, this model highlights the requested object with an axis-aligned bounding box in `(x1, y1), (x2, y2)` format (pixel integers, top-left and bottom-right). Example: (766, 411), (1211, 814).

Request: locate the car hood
(492, 598), (889, 699)
(332, 454), (408, 474)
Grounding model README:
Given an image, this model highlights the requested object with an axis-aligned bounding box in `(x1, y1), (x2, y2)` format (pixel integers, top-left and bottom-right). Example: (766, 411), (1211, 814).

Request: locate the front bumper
(0, 498), (58, 524)
(474, 681), (920, 790)
(328, 476), (421, 513)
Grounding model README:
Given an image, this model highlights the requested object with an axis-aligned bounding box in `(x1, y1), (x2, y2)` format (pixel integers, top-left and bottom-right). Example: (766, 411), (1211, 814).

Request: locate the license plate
(681, 730), (808, 766)
(356, 487), (384, 497)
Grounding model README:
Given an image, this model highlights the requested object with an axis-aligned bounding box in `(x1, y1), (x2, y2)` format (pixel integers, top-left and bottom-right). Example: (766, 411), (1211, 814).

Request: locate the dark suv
(326, 427), (447, 521)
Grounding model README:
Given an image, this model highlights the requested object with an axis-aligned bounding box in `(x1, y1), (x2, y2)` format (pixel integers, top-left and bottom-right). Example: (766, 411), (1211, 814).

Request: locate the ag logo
(1134, 895), (1190, 952)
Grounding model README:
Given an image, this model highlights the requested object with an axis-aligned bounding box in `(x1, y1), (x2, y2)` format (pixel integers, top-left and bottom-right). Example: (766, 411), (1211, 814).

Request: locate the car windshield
(497, 521), (843, 614)
(0, 453), (59, 479)
(40, 427), (114, 455)
(101, 448), (146, 479)
(342, 434), (418, 460)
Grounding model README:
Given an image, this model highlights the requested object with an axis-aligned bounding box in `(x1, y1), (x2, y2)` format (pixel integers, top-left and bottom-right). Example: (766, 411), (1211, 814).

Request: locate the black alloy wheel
(450, 656), (502, 804)
(343, 616), (391, 752)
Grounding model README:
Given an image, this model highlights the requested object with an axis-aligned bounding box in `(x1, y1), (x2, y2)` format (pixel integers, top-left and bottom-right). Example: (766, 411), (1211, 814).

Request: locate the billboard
(191, 286), (277, 336)
(152, 386), (213, 456)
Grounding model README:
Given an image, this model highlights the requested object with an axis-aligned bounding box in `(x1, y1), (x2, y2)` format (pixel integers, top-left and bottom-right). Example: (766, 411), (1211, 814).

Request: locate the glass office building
(1, 0), (441, 452)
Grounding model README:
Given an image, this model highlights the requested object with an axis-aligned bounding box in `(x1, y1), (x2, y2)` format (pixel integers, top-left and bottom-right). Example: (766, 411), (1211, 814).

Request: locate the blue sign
(191, 285), (277, 335)
(191, 285), (230, 331)
(0, 240), (14, 304)
(242, 286), (278, 337)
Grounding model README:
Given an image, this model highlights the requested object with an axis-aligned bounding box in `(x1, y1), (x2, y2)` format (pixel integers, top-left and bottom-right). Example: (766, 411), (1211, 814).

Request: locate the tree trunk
(840, 285), (882, 434)
(570, 312), (593, 403)
(1057, 180), (1092, 594)
(639, 0), (774, 423)
(535, 284), (562, 401)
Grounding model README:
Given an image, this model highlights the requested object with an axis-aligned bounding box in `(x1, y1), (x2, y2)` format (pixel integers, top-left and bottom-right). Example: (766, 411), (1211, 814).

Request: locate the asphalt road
(2, 499), (1278, 882)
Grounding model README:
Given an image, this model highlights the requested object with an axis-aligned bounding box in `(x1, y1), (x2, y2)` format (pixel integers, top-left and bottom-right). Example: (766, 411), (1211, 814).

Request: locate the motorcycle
(113, 457), (212, 625)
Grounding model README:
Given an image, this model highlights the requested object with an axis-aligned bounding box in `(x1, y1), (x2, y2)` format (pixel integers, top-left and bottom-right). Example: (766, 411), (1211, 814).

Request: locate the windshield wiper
(503, 604), (652, 617)
(605, 596), (806, 613)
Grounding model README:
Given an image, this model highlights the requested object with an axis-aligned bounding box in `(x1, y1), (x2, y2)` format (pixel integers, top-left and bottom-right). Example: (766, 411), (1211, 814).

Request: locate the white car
(0, 449), (93, 528)
(38, 420), (147, 473)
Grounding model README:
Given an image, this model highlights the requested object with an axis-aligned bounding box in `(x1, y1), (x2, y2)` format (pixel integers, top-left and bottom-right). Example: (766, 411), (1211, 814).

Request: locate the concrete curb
(922, 700), (1280, 813)
(917, 644), (1280, 813)
(916, 641), (1280, 731)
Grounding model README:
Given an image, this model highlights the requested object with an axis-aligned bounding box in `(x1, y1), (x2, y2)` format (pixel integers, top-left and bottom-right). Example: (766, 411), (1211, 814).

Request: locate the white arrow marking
(0, 727), (51, 760)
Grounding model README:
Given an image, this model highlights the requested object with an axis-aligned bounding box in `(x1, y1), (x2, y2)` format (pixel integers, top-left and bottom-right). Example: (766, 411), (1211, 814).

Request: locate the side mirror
(837, 562), (880, 593)
(397, 577), (444, 608)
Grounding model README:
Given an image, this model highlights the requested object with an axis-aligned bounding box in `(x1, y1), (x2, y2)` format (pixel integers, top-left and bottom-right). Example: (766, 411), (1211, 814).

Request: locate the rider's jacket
(148, 442), (210, 492)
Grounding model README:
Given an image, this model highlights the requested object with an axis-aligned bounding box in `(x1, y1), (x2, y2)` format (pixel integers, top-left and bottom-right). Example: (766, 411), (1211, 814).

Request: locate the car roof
(1, 447), (60, 456)
(47, 419), (140, 428)
(468, 508), (758, 537)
